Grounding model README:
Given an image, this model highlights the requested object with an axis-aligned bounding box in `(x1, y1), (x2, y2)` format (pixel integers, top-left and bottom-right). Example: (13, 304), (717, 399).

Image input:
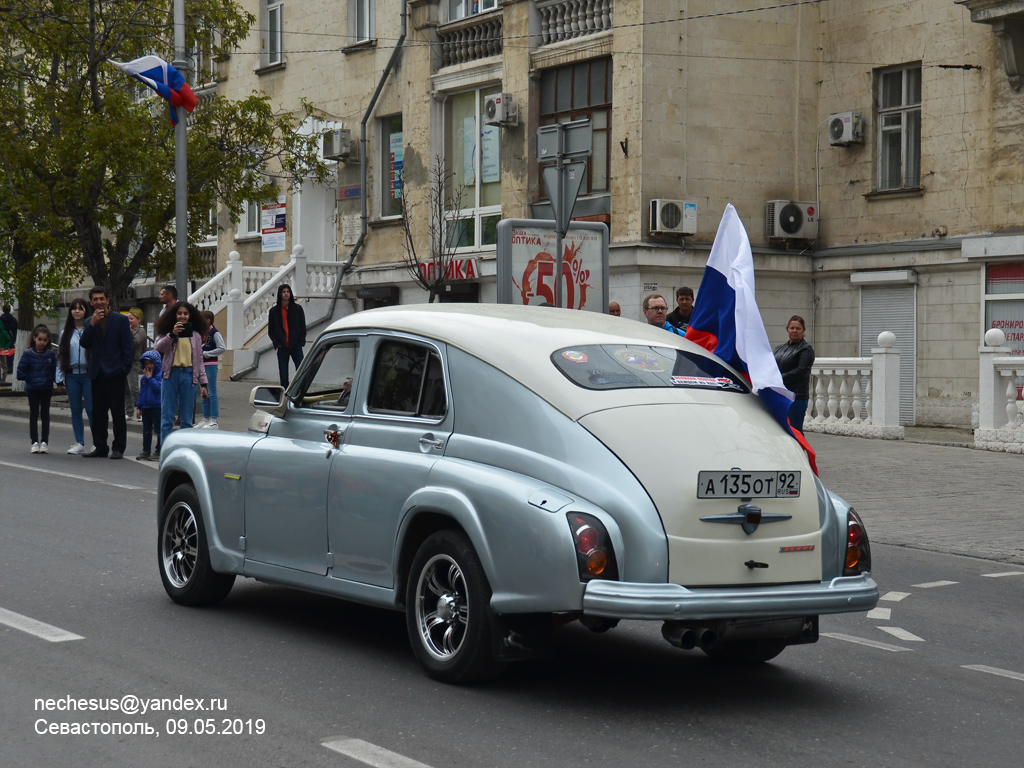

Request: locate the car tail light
(844, 508), (871, 576)
(566, 512), (618, 582)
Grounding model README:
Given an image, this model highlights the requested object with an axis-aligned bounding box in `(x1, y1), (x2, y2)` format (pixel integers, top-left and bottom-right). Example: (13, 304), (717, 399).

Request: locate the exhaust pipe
(698, 628), (718, 651)
(661, 623), (698, 650)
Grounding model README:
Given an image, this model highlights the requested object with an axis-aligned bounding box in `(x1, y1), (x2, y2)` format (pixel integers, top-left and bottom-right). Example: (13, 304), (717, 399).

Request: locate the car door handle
(325, 425), (346, 449)
(419, 437), (444, 450)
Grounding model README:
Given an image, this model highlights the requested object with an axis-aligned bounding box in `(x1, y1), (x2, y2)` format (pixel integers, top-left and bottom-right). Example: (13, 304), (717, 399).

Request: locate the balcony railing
(537, 0), (614, 46)
(438, 10), (503, 67)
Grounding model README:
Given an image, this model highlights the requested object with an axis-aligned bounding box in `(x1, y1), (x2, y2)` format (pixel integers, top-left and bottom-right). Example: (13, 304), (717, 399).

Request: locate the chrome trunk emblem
(700, 503), (792, 535)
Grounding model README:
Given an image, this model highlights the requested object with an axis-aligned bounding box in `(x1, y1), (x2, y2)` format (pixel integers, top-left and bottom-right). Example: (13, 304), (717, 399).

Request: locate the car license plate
(697, 471), (801, 499)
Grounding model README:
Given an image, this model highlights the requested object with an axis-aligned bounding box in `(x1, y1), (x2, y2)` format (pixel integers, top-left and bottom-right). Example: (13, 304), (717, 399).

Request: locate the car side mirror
(250, 385), (285, 409)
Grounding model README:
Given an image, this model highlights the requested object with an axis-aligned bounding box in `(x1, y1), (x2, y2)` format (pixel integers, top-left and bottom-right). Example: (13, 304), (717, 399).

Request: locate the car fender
(158, 435), (259, 575)
(399, 461), (625, 614)
(825, 487), (854, 578)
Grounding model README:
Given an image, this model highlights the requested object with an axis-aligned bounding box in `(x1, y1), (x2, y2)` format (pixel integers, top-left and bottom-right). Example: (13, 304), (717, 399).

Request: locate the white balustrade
(975, 328), (1024, 453)
(804, 332), (903, 439)
(538, 0), (613, 46)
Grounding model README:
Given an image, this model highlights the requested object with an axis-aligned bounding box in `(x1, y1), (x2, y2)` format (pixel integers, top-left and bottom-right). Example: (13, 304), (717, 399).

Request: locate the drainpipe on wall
(325, 0), (408, 320)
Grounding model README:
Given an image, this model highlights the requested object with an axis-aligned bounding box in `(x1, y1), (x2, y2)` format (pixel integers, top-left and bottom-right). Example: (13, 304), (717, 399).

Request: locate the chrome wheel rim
(415, 554), (468, 662)
(161, 501), (198, 589)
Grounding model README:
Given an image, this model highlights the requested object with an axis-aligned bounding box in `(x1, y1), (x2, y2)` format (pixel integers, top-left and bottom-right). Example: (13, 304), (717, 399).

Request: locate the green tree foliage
(0, 0), (328, 311)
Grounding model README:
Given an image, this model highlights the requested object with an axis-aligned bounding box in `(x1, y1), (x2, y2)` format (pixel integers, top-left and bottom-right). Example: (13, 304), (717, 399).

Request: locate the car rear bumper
(582, 573), (879, 621)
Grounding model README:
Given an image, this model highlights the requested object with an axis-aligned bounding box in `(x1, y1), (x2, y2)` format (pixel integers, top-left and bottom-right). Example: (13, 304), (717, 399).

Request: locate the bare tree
(399, 154), (468, 303)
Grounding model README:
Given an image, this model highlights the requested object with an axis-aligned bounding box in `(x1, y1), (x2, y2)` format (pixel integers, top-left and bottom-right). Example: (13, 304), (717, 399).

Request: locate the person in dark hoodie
(772, 315), (815, 432)
(267, 283), (306, 388)
(17, 325), (58, 454)
(135, 350), (162, 461)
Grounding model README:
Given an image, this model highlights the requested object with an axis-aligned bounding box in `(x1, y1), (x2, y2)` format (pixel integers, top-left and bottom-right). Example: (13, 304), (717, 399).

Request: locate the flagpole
(173, 0), (189, 299)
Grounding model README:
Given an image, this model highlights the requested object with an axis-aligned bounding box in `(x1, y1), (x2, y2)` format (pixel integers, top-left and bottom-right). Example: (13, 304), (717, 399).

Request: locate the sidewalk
(1, 380), (1021, 566)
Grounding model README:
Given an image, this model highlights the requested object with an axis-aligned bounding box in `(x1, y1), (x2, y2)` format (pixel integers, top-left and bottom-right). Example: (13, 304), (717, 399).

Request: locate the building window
(352, 0), (374, 42)
(448, 0), (498, 21)
(237, 201), (261, 238)
(444, 88), (502, 250)
(876, 64), (921, 191)
(190, 27), (220, 87)
(262, 1), (284, 67)
(539, 58), (612, 195)
(380, 115), (403, 218)
(985, 263), (1024, 357)
(201, 207), (219, 243)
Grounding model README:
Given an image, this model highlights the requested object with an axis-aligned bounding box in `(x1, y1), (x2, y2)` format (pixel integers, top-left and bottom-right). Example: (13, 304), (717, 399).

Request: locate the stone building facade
(206, 0), (1024, 427)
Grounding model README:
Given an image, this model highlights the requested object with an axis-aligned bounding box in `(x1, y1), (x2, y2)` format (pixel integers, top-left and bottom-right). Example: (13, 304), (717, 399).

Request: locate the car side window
(297, 340), (360, 410)
(367, 340), (447, 419)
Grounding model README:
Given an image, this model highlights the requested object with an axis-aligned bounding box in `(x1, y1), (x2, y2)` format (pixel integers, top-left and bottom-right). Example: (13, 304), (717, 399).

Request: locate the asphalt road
(1, 415), (1022, 767)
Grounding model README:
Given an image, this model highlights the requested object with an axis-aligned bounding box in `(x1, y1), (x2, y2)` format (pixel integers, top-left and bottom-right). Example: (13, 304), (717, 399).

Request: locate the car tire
(702, 637), (788, 665)
(158, 484), (235, 606)
(406, 530), (505, 684)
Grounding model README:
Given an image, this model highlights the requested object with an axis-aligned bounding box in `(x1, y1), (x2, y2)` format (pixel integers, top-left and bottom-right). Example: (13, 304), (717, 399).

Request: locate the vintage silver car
(157, 304), (878, 683)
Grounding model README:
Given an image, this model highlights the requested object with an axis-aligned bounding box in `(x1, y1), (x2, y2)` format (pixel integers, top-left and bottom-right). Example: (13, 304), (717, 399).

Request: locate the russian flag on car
(109, 56), (199, 124)
(685, 204), (818, 474)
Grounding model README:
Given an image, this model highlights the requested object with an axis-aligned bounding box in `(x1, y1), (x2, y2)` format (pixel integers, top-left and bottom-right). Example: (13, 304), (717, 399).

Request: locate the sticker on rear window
(561, 350), (588, 363)
(671, 375), (744, 391)
(612, 349), (668, 372)
(588, 369), (643, 386)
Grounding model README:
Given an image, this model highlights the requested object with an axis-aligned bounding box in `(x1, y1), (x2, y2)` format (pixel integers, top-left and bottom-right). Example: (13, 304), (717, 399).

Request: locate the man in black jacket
(79, 287), (134, 459)
(267, 284), (306, 388)
(666, 286), (694, 331)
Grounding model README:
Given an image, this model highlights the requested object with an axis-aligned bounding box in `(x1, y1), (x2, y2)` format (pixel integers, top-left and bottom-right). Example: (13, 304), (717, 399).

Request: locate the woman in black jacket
(773, 315), (815, 432)
(267, 284), (306, 388)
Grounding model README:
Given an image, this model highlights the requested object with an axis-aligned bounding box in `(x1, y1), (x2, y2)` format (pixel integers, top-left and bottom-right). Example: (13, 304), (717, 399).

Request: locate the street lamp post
(172, 0), (189, 298)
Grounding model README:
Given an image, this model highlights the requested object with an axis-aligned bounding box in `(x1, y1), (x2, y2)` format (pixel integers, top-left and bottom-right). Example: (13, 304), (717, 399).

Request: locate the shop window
(443, 87), (502, 250)
(876, 64), (921, 191)
(380, 115), (403, 218)
(985, 262), (1024, 356)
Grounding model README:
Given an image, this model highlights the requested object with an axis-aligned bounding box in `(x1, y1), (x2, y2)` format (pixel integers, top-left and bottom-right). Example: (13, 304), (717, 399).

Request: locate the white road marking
(866, 607), (891, 620)
(821, 632), (912, 652)
(877, 626), (925, 642)
(323, 738), (433, 768)
(880, 591), (911, 602)
(982, 571), (1024, 578)
(0, 607), (84, 642)
(911, 580), (958, 588)
(962, 665), (1024, 683)
(0, 460), (154, 493)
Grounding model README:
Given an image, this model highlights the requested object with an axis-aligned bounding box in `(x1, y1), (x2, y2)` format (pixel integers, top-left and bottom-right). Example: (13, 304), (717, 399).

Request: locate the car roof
(325, 304), (750, 421)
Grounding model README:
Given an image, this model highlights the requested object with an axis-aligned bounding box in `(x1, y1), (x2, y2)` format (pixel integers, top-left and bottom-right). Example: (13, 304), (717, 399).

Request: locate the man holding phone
(79, 286), (134, 459)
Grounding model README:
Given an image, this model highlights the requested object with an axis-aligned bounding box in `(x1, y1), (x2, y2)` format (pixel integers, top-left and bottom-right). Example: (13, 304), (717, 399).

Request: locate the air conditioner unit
(765, 200), (818, 240)
(650, 199), (697, 235)
(483, 93), (517, 126)
(323, 128), (352, 161)
(828, 111), (863, 146)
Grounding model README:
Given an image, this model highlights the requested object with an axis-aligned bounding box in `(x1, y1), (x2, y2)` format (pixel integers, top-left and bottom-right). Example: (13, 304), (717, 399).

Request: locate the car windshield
(552, 345), (750, 392)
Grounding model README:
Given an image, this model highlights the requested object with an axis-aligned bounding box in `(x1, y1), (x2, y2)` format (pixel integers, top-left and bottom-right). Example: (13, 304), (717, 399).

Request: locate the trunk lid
(579, 398), (821, 587)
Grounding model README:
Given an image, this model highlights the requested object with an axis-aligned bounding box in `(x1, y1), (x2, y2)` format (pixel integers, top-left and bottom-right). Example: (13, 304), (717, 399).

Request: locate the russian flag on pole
(109, 56), (199, 124)
(685, 204), (818, 474)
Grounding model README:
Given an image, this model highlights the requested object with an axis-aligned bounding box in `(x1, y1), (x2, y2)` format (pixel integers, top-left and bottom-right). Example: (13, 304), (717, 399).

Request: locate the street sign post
(537, 119), (592, 307)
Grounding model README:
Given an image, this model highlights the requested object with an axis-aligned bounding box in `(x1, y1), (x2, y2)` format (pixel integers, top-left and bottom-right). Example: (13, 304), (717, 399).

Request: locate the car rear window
(552, 345), (750, 392)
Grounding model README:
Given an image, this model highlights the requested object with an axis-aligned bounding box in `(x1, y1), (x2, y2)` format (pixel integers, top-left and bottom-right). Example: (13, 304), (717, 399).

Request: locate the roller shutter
(860, 284), (916, 425)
